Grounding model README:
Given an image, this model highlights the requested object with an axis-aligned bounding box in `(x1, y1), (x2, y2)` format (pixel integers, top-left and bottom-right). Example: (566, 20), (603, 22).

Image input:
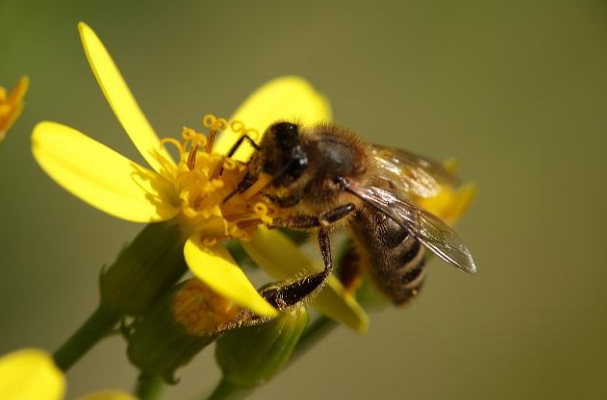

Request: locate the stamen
(159, 114), (281, 246)
(253, 202), (273, 225)
(244, 127), (260, 142)
(188, 143), (198, 170)
(182, 127), (196, 141)
(241, 173), (273, 201)
(203, 114), (228, 153)
(230, 120), (260, 142)
(160, 137), (185, 155)
(223, 158), (237, 171)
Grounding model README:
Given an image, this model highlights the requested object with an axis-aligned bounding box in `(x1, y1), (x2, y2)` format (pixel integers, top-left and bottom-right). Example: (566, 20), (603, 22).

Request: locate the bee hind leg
(260, 228), (333, 310)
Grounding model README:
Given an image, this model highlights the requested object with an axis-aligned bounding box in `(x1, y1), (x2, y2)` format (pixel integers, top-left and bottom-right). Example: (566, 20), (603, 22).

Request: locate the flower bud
(100, 220), (189, 316)
(216, 303), (308, 388)
(126, 278), (244, 382)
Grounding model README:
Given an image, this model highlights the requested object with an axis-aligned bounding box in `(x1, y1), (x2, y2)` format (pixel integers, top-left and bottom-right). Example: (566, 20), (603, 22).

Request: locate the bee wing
(347, 180), (477, 273)
(370, 144), (459, 198)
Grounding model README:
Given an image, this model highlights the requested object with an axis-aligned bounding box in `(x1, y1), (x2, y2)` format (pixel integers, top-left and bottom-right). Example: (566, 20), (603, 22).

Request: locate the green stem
(135, 373), (164, 400)
(53, 303), (120, 371)
(197, 315), (337, 400)
(204, 379), (246, 400)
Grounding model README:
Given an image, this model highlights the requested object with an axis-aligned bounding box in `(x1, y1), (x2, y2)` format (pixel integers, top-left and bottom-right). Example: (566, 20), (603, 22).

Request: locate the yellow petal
(7, 76), (29, 105)
(78, 22), (175, 176)
(0, 349), (65, 400)
(416, 183), (477, 226)
(184, 236), (278, 317)
(213, 76), (332, 160)
(78, 391), (139, 400)
(32, 121), (179, 222)
(241, 227), (368, 334)
(0, 76), (29, 137)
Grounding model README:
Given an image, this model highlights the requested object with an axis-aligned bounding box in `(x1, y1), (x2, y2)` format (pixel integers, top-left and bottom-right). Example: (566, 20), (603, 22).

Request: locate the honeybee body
(231, 121), (475, 309)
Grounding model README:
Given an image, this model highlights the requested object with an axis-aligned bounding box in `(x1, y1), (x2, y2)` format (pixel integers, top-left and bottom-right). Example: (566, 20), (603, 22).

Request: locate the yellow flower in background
(414, 159), (476, 226)
(0, 349), (64, 400)
(0, 76), (29, 144)
(0, 348), (137, 400)
(31, 23), (367, 332)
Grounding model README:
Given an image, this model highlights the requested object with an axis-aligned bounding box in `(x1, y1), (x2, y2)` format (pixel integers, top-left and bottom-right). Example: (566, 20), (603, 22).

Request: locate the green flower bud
(127, 278), (245, 383)
(216, 304), (308, 388)
(100, 220), (189, 316)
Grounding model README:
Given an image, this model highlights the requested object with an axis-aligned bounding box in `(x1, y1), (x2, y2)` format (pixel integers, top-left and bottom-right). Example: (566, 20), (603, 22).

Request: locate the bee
(226, 121), (476, 309)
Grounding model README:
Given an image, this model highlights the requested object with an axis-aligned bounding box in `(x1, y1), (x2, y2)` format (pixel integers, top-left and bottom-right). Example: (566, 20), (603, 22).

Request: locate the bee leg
(226, 134), (261, 158)
(321, 203), (356, 225)
(219, 135), (261, 178)
(260, 228), (333, 310)
(273, 203), (356, 229)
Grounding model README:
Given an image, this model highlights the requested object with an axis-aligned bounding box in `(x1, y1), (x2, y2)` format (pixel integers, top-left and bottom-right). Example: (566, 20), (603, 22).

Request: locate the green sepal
(216, 304), (308, 388)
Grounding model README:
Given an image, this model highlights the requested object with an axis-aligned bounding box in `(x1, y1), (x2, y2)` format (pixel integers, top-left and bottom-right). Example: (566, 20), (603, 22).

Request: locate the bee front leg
(261, 228), (333, 310)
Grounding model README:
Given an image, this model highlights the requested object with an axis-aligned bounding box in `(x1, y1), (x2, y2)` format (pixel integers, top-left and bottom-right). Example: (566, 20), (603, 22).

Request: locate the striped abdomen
(350, 206), (426, 306)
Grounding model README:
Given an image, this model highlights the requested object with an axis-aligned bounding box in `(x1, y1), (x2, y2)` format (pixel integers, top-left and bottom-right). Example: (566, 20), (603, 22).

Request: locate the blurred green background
(1, 0), (606, 399)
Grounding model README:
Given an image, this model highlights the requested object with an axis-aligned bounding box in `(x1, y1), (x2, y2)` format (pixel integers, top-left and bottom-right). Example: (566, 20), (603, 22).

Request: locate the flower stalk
(53, 303), (119, 371)
(54, 220), (190, 372)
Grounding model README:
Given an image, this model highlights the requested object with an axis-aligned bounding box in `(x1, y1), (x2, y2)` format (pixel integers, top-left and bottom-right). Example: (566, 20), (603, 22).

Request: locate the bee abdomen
(351, 208), (427, 306)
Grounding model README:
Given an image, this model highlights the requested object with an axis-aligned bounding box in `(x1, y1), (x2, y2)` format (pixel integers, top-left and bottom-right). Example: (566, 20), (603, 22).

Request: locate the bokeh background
(1, 0), (606, 399)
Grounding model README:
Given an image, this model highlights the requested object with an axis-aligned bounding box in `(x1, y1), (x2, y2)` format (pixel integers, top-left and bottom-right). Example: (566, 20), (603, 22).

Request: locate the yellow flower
(414, 160), (476, 226)
(0, 76), (29, 144)
(0, 349), (136, 400)
(31, 23), (366, 332)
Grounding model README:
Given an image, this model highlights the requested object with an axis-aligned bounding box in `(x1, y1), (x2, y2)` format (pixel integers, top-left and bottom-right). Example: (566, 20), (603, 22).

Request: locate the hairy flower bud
(100, 220), (189, 316)
(126, 278), (246, 382)
(216, 303), (308, 388)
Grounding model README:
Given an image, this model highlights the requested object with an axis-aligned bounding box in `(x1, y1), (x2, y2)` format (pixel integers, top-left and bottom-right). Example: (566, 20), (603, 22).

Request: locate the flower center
(159, 115), (281, 244)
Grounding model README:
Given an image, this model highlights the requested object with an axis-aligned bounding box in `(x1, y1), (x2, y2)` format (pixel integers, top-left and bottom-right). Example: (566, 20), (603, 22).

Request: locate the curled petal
(241, 227), (368, 334)
(77, 391), (139, 400)
(184, 235), (278, 317)
(78, 22), (175, 176)
(0, 349), (65, 400)
(32, 121), (179, 222)
(214, 76), (332, 160)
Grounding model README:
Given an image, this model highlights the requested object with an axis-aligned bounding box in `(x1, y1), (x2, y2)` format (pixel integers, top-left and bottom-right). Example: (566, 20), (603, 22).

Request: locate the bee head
(259, 122), (309, 187)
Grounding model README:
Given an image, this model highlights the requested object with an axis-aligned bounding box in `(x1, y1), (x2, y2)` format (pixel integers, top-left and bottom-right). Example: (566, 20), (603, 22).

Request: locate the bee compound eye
(271, 122), (299, 146)
(273, 122), (298, 134)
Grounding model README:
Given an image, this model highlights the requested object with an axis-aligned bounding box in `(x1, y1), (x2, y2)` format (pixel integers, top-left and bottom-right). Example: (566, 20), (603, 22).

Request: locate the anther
(253, 202), (273, 225)
(223, 159), (237, 171)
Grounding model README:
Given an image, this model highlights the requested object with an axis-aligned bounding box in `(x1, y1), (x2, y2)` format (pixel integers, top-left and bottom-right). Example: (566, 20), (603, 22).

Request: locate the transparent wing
(347, 180), (477, 273)
(370, 144), (458, 198)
